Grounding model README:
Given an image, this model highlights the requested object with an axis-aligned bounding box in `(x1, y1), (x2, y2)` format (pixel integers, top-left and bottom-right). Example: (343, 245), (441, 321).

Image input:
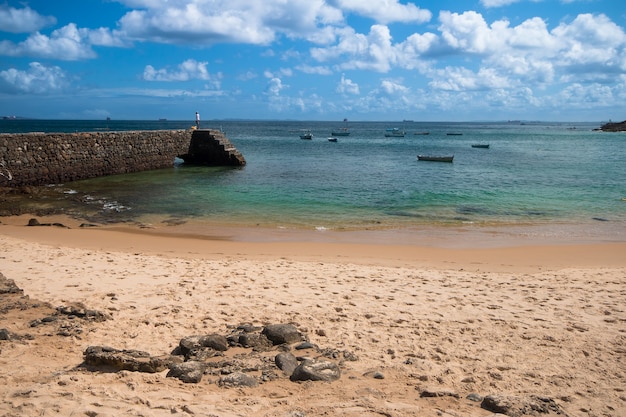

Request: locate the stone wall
(0, 129), (244, 188)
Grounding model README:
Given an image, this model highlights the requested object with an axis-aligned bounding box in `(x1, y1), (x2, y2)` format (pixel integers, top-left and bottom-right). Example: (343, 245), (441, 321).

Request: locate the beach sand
(0, 215), (625, 417)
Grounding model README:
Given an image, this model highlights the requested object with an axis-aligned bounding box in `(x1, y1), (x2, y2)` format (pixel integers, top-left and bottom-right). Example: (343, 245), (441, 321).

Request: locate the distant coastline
(599, 120), (626, 132)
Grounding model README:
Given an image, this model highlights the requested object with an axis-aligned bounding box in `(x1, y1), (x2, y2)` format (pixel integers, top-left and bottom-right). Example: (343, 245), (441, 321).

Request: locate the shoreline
(1, 214), (625, 273)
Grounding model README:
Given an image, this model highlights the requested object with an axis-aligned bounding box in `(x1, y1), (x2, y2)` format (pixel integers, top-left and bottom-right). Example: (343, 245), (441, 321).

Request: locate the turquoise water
(2, 119), (625, 237)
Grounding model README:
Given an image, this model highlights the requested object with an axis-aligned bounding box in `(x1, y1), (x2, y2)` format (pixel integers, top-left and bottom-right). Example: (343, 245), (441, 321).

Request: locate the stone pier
(0, 129), (245, 188)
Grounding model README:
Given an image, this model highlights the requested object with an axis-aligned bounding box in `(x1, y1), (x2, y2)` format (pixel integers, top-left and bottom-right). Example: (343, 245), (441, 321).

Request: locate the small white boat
(299, 129), (313, 140)
(328, 137), (338, 142)
(385, 128), (405, 137)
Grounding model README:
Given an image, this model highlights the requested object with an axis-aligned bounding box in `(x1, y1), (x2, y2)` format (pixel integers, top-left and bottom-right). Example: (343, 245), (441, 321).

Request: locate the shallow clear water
(2, 119), (625, 237)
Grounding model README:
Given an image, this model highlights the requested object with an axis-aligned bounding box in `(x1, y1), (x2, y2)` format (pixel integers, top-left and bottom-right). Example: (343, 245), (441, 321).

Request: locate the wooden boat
(299, 129), (313, 140)
(413, 132), (430, 135)
(447, 132), (463, 136)
(328, 137), (338, 142)
(471, 144), (490, 148)
(417, 155), (454, 163)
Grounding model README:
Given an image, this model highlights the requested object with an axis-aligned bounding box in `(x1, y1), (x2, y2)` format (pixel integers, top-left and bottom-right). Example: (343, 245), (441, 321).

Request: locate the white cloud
(480, 0), (522, 7)
(143, 59), (213, 81)
(117, 0), (344, 46)
(296, 65), (333, 75)
(334, 0), (431, 24)
(379, 79), (409, 95)
(0, 62), (67, 94)
(265, 77), (287, 96)
(0, 23), (126, 60)
(114, 0), (428, 48)
(0, 5), (56, 33)
(336, 74), (359, 95)
(311, 25), (395, 72)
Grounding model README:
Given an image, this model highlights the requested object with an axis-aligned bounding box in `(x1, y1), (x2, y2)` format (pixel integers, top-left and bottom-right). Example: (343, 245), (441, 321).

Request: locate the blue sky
(0, 0), (624, 121)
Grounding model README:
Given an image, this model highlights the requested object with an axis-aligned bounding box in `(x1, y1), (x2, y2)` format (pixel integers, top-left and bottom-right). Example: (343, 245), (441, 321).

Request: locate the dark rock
(238, 333), (273, 350)
(167, 361), (206, 383)
(600, 120), (626, 132)
(481, 394), (565, 417)
(290, 359), (341, 382)
(56, 304), (109, 322)
(199, 334), (229, 351)
(0, 273), (23, 294)
(0, 328), (13, 340)
(275, 352), (299, 376)
(467, 393), (483, 402)
(295, 342), (317, 350)
(83, 345), (172, 373)
(26, 218), (69, 228)
(262, 324), (303, 345)
(179, 335), (203, 354)
(218, 372), (258, 388)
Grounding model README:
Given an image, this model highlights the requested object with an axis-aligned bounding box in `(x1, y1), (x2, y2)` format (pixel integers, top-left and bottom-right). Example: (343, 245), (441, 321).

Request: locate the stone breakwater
(0, 129), (245, 187)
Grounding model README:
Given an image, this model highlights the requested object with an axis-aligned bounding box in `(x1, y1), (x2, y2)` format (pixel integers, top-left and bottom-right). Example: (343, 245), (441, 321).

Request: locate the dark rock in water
(167, 361), (206, 383)
(218, 372), (259, 388)
(599, 120), (626, 132)
(481, 394), (565, 417)
(290, 359), (341, 382)
(275, 352), (299, 376)
(262, 324), (303, 345)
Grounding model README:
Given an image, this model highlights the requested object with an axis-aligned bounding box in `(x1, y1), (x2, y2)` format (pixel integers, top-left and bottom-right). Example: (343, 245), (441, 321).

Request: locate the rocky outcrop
(480, 394), (566, 417)
(599, 120), (626, 131)
(84, 322), (346, 386)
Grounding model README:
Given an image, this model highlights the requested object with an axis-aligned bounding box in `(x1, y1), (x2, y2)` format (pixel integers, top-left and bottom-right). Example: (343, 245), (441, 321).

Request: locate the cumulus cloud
(0, 23), (125, 60)
(115, 0), (427, 47)
(336, 74), (359, 95)
(265, 77), (287, 96)
(143, 59), (213, 81)
(311, 25), (395, 72)
(0, 62), (67, 94)
(0, 5), (56, 33)
(117, 0), (341, 46)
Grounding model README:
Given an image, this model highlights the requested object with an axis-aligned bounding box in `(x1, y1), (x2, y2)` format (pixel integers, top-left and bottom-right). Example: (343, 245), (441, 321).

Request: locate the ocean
(1, 119), (625, 243)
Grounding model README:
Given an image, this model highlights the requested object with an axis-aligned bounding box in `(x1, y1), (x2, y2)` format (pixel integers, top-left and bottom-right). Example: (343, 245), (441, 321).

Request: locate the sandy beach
(1, 215), (625, 417)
